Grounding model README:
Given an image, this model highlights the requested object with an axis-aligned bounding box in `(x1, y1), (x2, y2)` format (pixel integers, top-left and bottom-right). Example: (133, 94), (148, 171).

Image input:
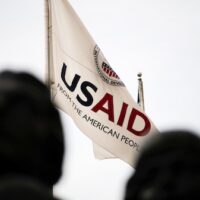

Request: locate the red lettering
(117, 102), (128, 127)
(92, 93), (114, 122)
(127, 108), (151, 136)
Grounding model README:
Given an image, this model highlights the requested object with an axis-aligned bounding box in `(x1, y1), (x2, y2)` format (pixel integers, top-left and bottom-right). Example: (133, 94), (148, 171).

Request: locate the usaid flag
(47, 0), (158, 166)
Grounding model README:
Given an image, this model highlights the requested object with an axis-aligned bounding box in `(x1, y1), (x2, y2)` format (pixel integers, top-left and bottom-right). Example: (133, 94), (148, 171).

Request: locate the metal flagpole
(137, 72), (145, 111)
(44, 0), (50, 89)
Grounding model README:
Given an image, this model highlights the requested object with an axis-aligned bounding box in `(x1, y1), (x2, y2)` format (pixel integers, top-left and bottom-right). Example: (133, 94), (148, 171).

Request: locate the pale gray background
(0, 0), (200, 200)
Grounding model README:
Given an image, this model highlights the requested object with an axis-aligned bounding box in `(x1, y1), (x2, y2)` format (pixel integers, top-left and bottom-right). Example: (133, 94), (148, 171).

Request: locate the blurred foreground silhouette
(124, 130), (200, 200)
(0, 71), (65, 199)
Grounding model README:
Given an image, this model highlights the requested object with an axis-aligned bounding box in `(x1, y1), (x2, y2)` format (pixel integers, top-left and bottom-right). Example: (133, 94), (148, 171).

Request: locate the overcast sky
(0, 0), (200, 200)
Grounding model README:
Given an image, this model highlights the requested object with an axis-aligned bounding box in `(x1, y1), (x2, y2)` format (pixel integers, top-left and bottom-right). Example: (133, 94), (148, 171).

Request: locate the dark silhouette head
(0, 176), (59, 200)
(0, 71), (64, 187)
(124, 130), (200, 200)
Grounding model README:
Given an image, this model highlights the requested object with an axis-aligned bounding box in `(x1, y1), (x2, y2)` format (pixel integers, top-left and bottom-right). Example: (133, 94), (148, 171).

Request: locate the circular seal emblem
(93, 45), (124, 86)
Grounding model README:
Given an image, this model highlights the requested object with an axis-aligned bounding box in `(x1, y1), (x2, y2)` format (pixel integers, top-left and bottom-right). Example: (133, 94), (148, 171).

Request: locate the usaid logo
(93, 45), (124, 86)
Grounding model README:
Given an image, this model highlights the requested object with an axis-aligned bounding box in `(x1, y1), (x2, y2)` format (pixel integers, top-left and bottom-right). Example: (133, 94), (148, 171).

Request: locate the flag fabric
(47, 0), (158, 166)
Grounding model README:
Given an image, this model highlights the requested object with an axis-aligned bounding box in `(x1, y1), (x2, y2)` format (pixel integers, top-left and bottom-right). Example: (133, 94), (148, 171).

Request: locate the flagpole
(44, 0), (50, 89)
(137, 73), (145, 111)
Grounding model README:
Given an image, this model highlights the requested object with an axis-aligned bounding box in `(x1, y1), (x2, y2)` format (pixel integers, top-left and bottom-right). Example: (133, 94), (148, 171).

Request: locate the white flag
(47, 0), (158, 166)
